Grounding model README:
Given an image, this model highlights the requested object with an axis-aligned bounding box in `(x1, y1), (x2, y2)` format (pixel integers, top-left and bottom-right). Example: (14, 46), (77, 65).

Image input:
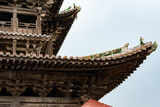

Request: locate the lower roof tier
(0, 41), (157, 103)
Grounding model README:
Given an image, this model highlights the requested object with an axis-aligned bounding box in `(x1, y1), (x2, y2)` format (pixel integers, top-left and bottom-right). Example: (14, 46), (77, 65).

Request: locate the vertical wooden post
(36, 15), (42, 35)
(48, 40), (53, 56)
(12, 40), (17, 54)
(11, 100), (20, 107)
(78, 100), (82, 107)
(36, 7), (42, 35)
(36, 41), (42, 56)
(32, 41), (37, 54)
(2, 23), (4, 31)
(11, 9), (18, 32)
(45, 34), (54, 56)
(26, 40), (30, 55)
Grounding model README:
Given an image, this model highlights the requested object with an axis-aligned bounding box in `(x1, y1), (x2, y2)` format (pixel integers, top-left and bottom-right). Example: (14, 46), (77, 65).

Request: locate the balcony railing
(0, 21), (12, 32)
(18, 22), (36, 34)
(0, 21), (37, 34)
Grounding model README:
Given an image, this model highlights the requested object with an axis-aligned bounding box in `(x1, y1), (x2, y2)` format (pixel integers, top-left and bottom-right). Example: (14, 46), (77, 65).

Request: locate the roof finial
(152, 41), (158, 50)
(73, 3), (76, 8)
(140, 37), (144, 45)
(65, 6), (72, 11)
(124, 43), (129, 48)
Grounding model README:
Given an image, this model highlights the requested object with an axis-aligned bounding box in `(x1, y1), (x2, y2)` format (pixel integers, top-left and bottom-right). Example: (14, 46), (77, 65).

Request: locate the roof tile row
(0, 30), (50, 41)
(0, 42), (155, 61)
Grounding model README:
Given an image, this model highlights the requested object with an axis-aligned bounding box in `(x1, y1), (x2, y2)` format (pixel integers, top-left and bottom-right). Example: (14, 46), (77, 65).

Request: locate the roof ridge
(0, 41), (155, 61)
(80, 42), (153, 59)
(58, 4), (81, 15)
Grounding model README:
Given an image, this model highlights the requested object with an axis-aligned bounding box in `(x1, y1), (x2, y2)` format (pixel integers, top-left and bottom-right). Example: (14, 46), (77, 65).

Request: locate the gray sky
(58, 0), (160, 107)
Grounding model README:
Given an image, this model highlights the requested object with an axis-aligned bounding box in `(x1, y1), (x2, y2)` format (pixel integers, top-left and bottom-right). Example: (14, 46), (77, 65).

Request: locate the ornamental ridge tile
(0, 41), (156, 62)
(58, 6), (81, 15)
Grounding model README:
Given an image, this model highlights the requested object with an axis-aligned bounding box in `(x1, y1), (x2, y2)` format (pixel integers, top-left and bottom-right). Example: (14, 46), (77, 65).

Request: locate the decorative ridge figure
(73, 3), (76, 8)
(152, 41), (158, 50)
(65, 6), (72, 11)
(140, 37), (144, 45)
(124, 43), (129, 48)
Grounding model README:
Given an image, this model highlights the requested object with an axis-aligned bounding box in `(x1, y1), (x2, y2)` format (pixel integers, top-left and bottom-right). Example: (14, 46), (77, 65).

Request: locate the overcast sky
(58, 0), (160, 107)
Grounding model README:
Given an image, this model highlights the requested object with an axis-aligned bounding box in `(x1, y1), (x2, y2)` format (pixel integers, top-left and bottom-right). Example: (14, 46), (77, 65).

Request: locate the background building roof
(82, 99), (112, 107)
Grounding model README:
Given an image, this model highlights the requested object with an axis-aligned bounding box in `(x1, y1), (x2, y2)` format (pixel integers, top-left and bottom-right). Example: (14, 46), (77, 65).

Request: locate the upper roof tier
(0, 0), (81, 55)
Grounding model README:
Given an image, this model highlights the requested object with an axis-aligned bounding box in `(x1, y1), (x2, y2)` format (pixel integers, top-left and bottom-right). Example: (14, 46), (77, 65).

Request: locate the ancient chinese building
(0, 0), (157, 107)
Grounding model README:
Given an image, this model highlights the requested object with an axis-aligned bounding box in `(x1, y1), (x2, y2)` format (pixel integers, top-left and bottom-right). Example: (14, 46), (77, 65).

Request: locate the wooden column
(36, 41), (42, 56)
(1, 22), (5, 31)
(47, 40), (53, 56)
(26, 40), (30, 55)
(32, 41), (37, 54)
(36, 15), (42, 34)
(36, 7), (42, 35)
(12, 40), (17, 54)
(11, 9), (18, 32)
(45, 33), (57, 56)
(11, 100), (20, 107)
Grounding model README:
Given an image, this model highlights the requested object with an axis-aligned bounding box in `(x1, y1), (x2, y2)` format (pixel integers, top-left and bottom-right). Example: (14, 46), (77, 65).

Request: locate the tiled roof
(82, 99), (112, 107)
(0, 30), (50, 41)
(57, 6), (81, 19)
(82, 42), (156, 59)
(0, 42), (156, 70)
(0, 41), (156, 100)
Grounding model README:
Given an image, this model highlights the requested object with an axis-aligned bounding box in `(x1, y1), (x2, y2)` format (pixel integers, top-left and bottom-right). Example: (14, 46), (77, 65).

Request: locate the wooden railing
(18, 22), (36, 34)
(0, 21), (37, 34)
(0, 21), (12, 32)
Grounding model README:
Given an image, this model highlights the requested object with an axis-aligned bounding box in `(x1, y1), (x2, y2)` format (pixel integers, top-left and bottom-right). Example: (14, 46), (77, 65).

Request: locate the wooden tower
(0, 0), (157, 107)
